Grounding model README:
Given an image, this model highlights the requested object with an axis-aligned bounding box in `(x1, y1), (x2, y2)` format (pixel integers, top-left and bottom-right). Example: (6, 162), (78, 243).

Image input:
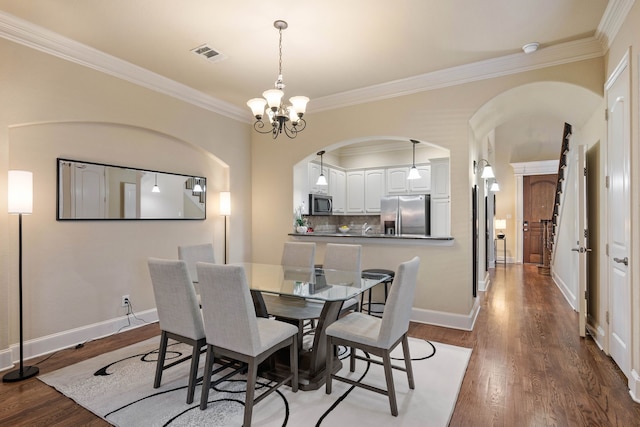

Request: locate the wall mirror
(57, 158), (206, 220)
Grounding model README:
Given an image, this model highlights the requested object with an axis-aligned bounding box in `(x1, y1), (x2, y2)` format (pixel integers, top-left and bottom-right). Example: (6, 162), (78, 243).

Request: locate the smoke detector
(522, 42), (539, 54)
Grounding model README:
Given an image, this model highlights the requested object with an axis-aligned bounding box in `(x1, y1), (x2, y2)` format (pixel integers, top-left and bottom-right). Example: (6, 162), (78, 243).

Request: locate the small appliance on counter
(380, 194), (430, 235)
(309, 193), (332, 215)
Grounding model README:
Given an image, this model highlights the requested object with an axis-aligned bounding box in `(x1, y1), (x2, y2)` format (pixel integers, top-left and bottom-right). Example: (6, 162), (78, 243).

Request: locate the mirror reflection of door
(72, 163), (106, 219)
(523, 174), (557, 264)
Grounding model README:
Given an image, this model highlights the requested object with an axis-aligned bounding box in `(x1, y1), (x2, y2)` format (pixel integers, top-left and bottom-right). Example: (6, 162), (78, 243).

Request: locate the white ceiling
(0, 0), (611, 119)
(0, 0), (619, 163)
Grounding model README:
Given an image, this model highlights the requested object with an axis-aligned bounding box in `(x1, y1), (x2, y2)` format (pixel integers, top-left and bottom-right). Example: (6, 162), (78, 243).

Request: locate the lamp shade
(495, 219), (506, 230)
(219, 191), (231, 216)
(8, 170), (33, 214)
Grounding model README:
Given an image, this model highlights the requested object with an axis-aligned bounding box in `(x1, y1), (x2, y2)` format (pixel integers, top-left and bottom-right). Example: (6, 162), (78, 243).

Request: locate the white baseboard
(0, 309), (158, 373)
(552, 270), (577, 311)
(478, 271), (491, 292)
(411, 298), (481, 331)
(586, 317), (606, 351)
(630, 370), (640, 403)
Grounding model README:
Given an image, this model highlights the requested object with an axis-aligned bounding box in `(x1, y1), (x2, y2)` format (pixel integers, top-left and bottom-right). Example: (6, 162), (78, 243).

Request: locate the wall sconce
(4, 170), (39, 382)
(473, 159), (495, 179)
(315, 151), (328, 186)
(219, 191), (230, 264)
(407, 140), (422, 180)
(490, 180), (500, 192)
(495, 219), (506, 239)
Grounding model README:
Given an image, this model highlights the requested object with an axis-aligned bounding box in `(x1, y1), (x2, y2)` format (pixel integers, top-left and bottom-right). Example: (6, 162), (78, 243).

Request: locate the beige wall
(0, 39), (252, 356)
(251, 59), (604, 319)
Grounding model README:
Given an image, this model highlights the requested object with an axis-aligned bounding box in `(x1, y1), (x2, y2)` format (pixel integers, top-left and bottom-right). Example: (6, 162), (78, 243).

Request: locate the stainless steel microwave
(309, 194), (332, 215)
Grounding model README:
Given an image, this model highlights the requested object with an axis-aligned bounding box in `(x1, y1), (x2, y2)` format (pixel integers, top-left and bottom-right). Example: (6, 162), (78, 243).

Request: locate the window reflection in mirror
(57, 158), (206, 220)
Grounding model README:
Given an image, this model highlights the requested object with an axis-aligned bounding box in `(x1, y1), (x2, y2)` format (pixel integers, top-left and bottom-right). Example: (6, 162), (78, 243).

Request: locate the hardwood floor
(1, 264), (638, 426)
(410, 264), (640, 426)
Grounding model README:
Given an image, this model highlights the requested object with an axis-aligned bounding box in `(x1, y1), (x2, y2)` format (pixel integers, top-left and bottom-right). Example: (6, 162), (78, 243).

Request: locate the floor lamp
(219, 191), (230, 264)
(3, 170), (39, 382)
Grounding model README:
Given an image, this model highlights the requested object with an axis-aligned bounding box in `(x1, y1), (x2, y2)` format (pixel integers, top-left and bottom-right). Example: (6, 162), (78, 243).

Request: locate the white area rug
(40, 336), (471, 426)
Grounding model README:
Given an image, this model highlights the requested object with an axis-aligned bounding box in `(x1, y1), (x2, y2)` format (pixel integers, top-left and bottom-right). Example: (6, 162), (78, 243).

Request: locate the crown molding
(0, 8), (620, 122)
(596, 0), (636, 51)
(310, 37), (604, 112)
(0, 11), (249, 123)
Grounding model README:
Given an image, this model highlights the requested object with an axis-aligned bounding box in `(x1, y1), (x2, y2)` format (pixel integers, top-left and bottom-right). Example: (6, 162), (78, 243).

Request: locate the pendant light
(152, 173), (160, 193)
(247, 20), (309, 139)
(316, 150), (328, 186)
(407, 140), (422, 180)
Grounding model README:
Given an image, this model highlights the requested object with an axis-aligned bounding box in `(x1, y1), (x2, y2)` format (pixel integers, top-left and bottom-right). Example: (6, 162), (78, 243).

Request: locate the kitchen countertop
(288, 231), (454, 245)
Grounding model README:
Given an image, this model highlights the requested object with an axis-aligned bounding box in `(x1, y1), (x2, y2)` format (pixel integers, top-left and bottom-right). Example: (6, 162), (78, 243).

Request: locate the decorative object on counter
(4, 170), (39, 382)
(246, 20), (309, 140)
(315, 151), (328, 186)
(219, 191), (231, 264)
(473, 158), (495, 178)
(495, 218), (506, 239)
(407, 140), (422, 180)
(338, 225), (350, 234)
(294, 203), (308, 233)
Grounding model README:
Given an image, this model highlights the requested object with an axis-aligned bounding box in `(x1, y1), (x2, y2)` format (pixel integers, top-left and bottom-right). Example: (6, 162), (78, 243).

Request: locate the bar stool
(361, 268), (395, 317)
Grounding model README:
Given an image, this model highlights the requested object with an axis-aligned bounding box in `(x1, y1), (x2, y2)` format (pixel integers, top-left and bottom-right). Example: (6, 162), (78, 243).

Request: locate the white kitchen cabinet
(329, 167), (346, 213)
(386, 167), (409, 194)
(346, 170), (365, 213)
(308, 162), (329, 195)
(409, 164), (431, 193)
(386, 164), (431, 194)
(431, 198), (451, 236)
(364, 169), (385, 213)
(430, 158), (449, 199)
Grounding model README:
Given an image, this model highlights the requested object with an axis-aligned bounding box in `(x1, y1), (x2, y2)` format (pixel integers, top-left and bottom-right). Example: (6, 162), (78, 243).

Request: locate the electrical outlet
(121, 295), (130, 307)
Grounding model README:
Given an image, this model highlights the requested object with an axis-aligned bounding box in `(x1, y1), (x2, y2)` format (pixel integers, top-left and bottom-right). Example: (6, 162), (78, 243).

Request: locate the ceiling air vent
(190, 44), (227, 63)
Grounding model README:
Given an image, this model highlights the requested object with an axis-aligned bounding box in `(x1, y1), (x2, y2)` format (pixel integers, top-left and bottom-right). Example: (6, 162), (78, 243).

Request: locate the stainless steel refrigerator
(380, 194), (431, 236)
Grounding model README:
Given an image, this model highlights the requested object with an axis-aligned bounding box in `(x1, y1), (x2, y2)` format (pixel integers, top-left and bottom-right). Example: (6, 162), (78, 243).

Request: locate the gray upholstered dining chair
(323, 243), (362, 313)
(178, 243), (215, 283)
(261, 242), (322, 343)
(147, 257), (206, 404)
(197, 263), (299, 427)
(325, 256), (420, 417)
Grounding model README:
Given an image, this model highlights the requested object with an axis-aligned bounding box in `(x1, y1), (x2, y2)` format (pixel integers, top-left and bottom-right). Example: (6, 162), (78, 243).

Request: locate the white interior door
(605, 54), (631, 378)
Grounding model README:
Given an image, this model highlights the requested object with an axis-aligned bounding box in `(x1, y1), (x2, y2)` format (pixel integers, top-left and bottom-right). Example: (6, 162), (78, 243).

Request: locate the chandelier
(246, 20), (309, 139)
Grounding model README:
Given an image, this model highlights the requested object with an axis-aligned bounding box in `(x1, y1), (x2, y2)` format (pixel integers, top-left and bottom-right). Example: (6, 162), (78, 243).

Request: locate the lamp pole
(4, 171), (39, 382)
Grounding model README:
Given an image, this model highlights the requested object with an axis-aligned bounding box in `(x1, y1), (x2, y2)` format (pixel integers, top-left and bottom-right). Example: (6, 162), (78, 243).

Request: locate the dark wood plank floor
(409, 264), (640, 426)
(1, 264), (639, 426)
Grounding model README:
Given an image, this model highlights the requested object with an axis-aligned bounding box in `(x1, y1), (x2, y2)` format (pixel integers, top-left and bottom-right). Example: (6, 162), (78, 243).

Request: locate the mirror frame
(56, 158), (207, 220)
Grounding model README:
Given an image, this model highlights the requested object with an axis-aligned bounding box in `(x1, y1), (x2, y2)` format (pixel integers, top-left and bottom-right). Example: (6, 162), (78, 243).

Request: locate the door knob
(572, 247), (593, 253)
(613, 256), (629, 266)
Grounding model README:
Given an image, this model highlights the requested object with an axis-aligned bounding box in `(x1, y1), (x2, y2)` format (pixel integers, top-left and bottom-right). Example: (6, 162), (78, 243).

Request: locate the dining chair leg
(290, 335), (299, 392)
(243, 360), (258, 427)
(349, 346), (356, 372)
(186, 340), (202, 404)
(401, 334), (415, 389)
(382, 351), (398, 416)
(153, 331), (169, 388)
(199, 346), (215, 410)
(325, 337), (333, 394)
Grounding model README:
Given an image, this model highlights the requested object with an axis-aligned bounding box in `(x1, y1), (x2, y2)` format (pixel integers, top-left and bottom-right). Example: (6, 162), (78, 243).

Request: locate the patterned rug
(40, 336), (471, 426)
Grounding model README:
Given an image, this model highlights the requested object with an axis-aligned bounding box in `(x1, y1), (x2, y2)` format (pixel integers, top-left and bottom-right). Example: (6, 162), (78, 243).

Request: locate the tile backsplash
(303, 215), (381, 233)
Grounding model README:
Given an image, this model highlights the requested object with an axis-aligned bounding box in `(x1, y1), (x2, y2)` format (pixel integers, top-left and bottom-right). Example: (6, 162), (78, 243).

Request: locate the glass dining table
(236, 263), (391, 391)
